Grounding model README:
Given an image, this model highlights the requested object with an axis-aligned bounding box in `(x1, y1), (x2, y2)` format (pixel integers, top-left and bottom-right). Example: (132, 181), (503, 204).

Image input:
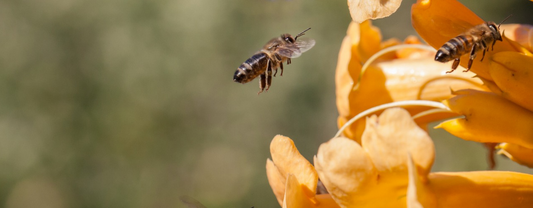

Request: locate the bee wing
(294, 37), (316, 54)
(277, 37), (316, 58)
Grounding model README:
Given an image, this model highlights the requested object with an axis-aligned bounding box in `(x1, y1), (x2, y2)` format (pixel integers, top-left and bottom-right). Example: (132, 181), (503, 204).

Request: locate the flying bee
(233, 28), (315, 94)
(435, 17), (510, 73)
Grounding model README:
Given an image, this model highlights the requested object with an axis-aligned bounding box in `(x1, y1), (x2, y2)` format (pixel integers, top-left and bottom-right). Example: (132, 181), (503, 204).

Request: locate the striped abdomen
(233, 52), (269, 84)
(435, 35), (475, 62)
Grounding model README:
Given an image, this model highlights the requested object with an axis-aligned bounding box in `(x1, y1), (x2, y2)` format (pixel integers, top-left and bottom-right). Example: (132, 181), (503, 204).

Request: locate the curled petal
(489, 51), (533, 112)
(314, 137), (378, 207)
(318, 108), (438, 207)
(362, 108), (434, 182)
(497, 143), (533, 168)
(336, 21), (384, 141)
(428, 171), (533, 207)
(270, 135), (318, 194)
(500, 24), (533, 53)
(348, 0), (402, 23)
(411, 0), (483, 50)
(436, 89), (533, 148)
(266, 159), (286, 205)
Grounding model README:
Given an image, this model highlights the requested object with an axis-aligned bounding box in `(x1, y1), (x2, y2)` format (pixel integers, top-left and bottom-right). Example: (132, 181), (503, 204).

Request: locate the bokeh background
(0, 0), (532, 207)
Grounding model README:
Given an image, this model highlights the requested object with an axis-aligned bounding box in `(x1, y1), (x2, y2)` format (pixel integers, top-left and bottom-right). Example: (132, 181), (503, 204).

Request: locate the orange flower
(316, 108), (434, 207)
(266, 135), (339, 208)
(268, 108), (533, 207)
(412, 0), (533, 164)
(335, 20), (486, 141)
(265, 0), (533, 207)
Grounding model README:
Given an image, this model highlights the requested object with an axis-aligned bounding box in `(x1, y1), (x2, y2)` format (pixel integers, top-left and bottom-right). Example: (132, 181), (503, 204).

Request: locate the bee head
(281, 28), (312, 43)
(281, 34), (295, 43)
(487, 21), (503, 42)
(491, 15), (512, 42)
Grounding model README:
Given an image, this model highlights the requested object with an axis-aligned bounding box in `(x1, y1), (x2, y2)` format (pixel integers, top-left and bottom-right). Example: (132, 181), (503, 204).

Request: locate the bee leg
(448, 58), (460, 73)
(279, 62), (284, 76)
(287, 58), (291, 65)
(491, 33), (498, 50)
(274, 62), (283, 77)
(480, 48), (487, 62)
(258, 73), (266, 94)
(464, 44), (477, 72)
(480, 40), (487, 62)
(273, 55), (280, 77)
(265, 61), (272, 91)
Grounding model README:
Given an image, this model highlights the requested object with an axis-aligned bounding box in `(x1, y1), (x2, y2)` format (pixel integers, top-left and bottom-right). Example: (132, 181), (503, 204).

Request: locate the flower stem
(334, 100), (450, 138)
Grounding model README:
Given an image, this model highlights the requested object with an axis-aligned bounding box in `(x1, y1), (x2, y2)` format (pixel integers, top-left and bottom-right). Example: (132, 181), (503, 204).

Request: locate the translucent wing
(277, 37), (316, 58)
(294, 37), (316, 53)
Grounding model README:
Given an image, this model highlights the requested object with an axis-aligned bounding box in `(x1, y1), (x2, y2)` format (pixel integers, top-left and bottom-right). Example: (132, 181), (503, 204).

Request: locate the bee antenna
(498, 14), (513, 28)
(295, 28), (311, 40)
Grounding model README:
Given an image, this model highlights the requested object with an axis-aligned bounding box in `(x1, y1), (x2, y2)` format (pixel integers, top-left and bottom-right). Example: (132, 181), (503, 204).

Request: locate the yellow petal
(396, 36), (430, 59)
(283, 175), (340, 208)
(412, 0), (483, 48)
(437, 89), (533, 148)
(476, 76), (503, 96)
(348, 0), (402, 23)
(497, 143), (533, 168)
(377, 58), (486, 101)
(428, 171), (533, 207)
(314, 137), (378, 207)
(314, 194), (340, 208)
(406, 154), (436, 208)
(489, 51), (533, 112)
(336, 21), (384, 141)
(362, 108), (435, 181)
(270, 135), (318, 194)
(266, 159), (285, 206)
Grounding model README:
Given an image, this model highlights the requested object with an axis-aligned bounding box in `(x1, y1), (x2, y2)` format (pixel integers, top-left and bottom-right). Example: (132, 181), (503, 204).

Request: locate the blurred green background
(0, 0), (531, 207)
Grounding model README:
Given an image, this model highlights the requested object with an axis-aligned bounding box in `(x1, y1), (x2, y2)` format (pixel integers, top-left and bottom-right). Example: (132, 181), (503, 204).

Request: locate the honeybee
(233, 28), (315, 94)
(435, 21), (505, 73)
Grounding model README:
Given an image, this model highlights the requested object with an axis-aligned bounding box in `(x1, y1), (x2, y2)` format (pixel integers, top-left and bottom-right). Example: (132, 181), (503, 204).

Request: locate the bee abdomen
(435, 36), (471, 62)
(233, 52), (268, 83)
